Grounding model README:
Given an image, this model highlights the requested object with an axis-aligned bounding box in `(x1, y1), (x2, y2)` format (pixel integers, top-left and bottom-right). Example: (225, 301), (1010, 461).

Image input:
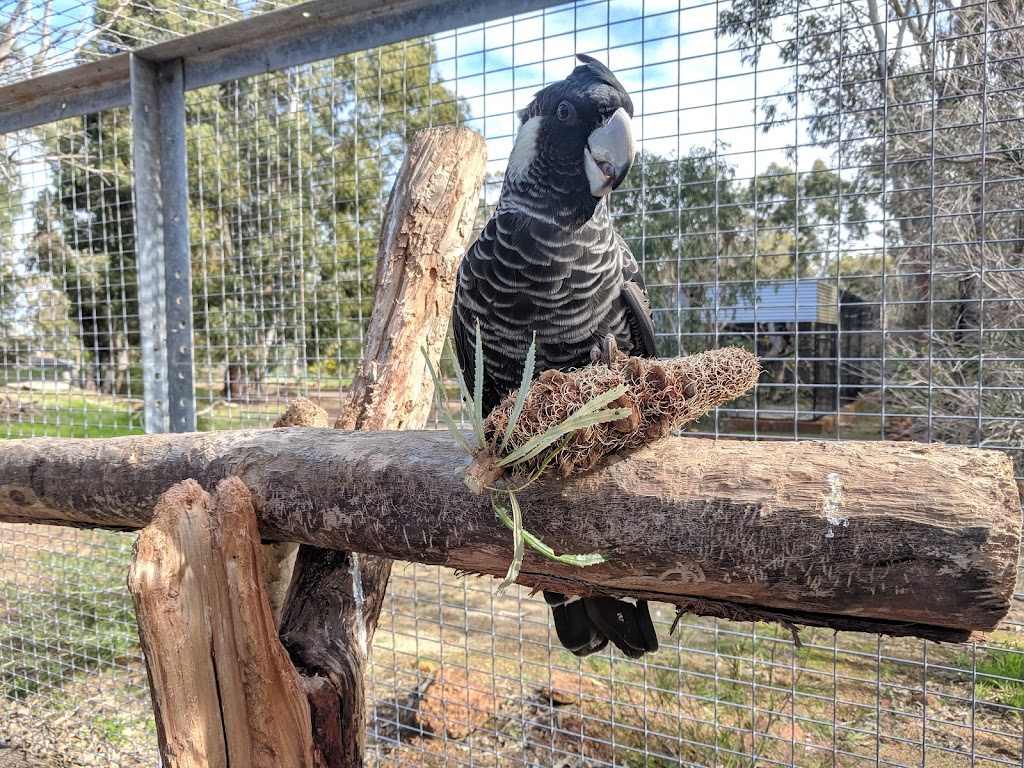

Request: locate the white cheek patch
(584, 147), (612, 197)
(507, 116), (543, 182)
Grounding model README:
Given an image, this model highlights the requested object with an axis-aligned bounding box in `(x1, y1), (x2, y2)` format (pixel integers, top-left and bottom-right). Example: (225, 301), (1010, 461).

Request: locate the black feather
(583, 597), (659, 658)
(452, 57), (658, 658)
(546, 593), (609, 656)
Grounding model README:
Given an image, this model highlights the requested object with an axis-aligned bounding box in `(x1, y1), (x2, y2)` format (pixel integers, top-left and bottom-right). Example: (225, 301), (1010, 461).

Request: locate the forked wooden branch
(275, 124), (486, 767)
(127, 477), (314, 768)
(6, 427), (1020, 643)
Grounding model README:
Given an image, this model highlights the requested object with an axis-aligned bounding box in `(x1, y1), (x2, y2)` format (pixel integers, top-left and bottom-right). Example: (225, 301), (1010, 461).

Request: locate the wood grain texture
(334, 125), (486, 432)
(14, 428), (1021, 640)
(127, 477), (313, 768)
(289, 124), (485, 766)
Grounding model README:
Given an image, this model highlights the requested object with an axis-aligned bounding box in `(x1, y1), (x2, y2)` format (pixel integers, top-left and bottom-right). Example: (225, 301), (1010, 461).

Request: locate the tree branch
(0, 428), (1018, 642)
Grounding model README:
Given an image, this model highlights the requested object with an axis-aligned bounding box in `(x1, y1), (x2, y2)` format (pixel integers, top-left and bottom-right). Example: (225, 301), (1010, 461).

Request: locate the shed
(717, 279), (879, 414)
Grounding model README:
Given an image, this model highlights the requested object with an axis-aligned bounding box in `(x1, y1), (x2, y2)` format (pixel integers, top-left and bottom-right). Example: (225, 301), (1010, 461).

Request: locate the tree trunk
(4, 428), (1019, 642)
(332, 125), (486, 432)
(281, 124), (486, 767)
(955, 187), (984, 341)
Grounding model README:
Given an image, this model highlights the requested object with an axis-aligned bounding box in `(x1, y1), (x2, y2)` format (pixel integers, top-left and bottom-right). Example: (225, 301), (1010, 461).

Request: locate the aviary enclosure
(0, 0), (1022, 765)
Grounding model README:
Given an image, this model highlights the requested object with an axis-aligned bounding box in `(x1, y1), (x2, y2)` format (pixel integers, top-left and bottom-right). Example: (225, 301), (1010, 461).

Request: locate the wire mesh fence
(1, 0), (1022, 765)
(0, 0), (300, 84)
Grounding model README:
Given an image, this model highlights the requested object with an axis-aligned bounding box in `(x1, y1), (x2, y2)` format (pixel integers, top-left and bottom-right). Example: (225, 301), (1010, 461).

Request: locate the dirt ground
(4, 473), (1024, 767)
(0, 744), (43, 768)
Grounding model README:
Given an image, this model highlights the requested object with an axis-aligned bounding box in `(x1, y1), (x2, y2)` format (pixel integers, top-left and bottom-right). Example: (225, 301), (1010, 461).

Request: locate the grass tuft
(422, 333), (621, 595)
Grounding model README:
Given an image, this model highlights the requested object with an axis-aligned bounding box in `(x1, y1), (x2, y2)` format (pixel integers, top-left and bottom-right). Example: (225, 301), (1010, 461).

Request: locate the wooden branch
(277, 125), (485, 767)
(261, 400), (331, 626)
(127, 477), (313, 768)
(280, 546), (366, 768)
(334, 125), (486, 432)
(10, 429), (1021, 641)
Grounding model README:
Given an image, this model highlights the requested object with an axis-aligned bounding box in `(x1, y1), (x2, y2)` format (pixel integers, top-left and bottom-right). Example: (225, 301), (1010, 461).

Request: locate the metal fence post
(130, 55), (196, 434)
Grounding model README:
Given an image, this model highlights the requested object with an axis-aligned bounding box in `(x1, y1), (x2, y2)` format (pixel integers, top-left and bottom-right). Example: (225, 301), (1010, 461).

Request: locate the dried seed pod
(483, 347), (760, 482)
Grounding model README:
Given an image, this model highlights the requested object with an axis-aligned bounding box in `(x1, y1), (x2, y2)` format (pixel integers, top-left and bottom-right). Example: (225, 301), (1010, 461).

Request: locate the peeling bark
(9, 428), (1021, 641)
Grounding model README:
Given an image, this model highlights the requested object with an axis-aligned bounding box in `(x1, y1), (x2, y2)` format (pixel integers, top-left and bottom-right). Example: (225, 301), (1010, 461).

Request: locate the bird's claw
(590, 333), (622, 368)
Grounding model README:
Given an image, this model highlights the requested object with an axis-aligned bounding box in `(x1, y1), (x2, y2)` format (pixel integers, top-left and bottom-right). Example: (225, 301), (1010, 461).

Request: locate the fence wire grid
(1, 0), (1023, 766)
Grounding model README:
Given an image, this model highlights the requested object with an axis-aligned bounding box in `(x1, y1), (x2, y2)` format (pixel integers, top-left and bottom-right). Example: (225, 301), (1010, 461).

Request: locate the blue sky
(5, 0), (831, 265)
(11, 0), (821, 184)
(431, 0), (819, 183)
(7, 0), (825, 207)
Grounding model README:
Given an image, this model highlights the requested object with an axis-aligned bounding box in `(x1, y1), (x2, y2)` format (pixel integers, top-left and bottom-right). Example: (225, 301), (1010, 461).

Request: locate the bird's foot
(589, 333), (624, 368)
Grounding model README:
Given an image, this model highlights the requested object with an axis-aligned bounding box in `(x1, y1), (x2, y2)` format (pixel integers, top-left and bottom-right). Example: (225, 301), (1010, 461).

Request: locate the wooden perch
(275, 124), (485, 766)
(6, 428), (1020, 642)
(127, 477), (313, 768)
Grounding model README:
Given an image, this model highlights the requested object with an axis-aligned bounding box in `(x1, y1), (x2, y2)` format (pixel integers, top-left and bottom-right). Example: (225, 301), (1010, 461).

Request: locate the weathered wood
(274, 125), (485, 767)
(127, 477), (313, 768)
(334, 125), (486, 432)
(280, 546), (367, 768)
(302, 676), (345, 768)
(261, 400), (331, 627)
(13, 429), (1021, 640)
(278, 539), (396, 766)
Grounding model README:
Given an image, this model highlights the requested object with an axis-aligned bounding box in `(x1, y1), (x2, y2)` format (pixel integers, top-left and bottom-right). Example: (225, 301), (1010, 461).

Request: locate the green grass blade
(561, 383), (629, 419)
(448, 339), (472, 403)
(529, 541), (609, 567)
(497, 407), (631, 468)
(473, 321), (485, 436)
(497, 408), (628, 468)
(493, 498), (609, 568)
(496, 386), (630, 468)
(438, 409), (475, 455)
(498, 333), (537, 454)
(521, 433), (573, 487)
(493, 492), (525, 595)
(421, 345), (476, 454)
(447, 339), (484, 448)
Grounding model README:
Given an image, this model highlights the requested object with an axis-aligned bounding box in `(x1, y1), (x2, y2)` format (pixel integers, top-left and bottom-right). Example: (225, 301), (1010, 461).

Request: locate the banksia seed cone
(482, 347), (760, 482)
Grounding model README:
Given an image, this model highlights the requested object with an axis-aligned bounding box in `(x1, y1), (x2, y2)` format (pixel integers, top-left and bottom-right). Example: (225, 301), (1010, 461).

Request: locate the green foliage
(717, 0), (1024, 318)
(973, 646), (1024, 711)
(0, 154), (19, 330)
(32, 113), (137, 394)
(30, 0), (468, 389)
(718, 0), (1023, 468)
(748, 159), (867, 270)
(613, 149), (874, 350)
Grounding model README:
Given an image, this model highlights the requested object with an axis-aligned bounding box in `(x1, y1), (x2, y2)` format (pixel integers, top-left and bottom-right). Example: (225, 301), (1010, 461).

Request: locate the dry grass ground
(367, 565), (1024, 768)
(2, 505), (1024, 767)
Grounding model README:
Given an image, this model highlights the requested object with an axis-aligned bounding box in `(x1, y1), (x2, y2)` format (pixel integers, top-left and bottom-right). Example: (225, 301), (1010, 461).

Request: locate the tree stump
(127, 477), (313, 768)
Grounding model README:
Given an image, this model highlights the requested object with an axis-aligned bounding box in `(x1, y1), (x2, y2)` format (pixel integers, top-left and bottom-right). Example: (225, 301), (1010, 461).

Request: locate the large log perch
(0, 429), (1018, 642)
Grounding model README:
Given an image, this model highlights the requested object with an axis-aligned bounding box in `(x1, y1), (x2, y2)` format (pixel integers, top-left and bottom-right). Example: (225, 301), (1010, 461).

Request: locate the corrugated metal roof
(717, 279), (840, 325)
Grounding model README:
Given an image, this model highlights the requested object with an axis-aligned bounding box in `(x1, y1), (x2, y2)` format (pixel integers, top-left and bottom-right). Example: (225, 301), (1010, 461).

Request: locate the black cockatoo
(452, 55), (659, 659)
